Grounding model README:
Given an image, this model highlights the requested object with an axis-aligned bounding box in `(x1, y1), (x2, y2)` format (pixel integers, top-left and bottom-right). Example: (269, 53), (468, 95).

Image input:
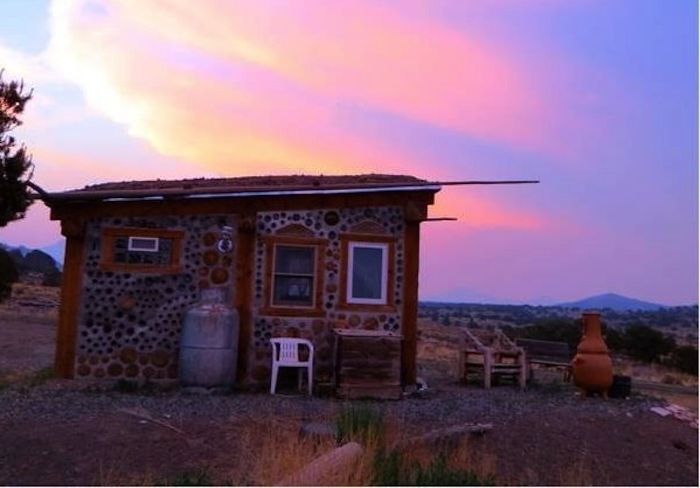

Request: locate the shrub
(41, 269), (62, 287)
(0, 247), (19, 301)
(513, 319), (581, 351)
(623, 324), (675, 363)
(602, 325), (624, 352)
(670, 346), (698, 375)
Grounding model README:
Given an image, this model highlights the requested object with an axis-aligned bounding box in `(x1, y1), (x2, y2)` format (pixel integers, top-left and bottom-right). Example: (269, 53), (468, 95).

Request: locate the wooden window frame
(260, 235), (326, 317)
(338, 233), (396, 313)
(99, 227), (184, 274)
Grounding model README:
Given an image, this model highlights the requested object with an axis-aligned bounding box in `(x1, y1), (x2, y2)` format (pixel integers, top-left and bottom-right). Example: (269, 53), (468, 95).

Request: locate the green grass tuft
(335, 402), (385, 444)
(414, 453), (496, 486)
(157, 467), (214, 486)
(372, 448), (495, 486)
(26, 367), (55, 387)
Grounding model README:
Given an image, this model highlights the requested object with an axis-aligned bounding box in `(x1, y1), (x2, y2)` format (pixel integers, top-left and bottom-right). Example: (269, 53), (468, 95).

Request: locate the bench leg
(519, 356), (527, 390)
(483, 352), (492, 389)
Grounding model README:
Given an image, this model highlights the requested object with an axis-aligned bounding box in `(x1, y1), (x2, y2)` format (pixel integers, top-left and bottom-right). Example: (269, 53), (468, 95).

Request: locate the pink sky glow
(0, 0), (696, 305)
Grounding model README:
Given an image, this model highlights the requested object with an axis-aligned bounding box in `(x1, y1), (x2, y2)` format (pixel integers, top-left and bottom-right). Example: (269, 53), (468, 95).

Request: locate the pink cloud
(430, 190), (546, 230)
(108, 0), (551, 151)
(41, 0), (579, 231)
(46, 0), (590, 169)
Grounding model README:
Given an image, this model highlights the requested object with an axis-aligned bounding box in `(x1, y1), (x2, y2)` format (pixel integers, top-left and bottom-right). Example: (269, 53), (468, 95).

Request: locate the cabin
(44, 174), (440, 392)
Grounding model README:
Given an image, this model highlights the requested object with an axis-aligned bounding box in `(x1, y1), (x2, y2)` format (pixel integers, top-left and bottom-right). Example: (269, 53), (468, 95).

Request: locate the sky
(0, 0), (697, 305)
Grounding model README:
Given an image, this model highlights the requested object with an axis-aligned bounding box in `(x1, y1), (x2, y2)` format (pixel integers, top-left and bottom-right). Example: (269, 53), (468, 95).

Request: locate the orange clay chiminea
(571, 312), (613, 396)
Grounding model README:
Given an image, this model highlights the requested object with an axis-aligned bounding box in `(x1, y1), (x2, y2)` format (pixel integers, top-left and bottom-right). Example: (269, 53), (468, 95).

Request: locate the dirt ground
(0, 287), (697, 486)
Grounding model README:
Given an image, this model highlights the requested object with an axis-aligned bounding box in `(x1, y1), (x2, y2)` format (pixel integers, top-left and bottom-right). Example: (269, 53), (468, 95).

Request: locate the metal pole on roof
(431, 180), (539, 186)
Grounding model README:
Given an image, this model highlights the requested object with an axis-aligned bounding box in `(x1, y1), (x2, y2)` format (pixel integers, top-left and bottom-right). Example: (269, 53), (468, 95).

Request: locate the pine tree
(0, 70), (35, 227)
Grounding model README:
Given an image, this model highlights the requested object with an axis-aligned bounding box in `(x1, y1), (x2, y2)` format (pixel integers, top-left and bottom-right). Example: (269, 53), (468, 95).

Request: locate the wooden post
(483, 350), (492, 389)
(519, 351), (527, 389)
(54, 219), (86, 378)
(458, 350), (466, 382)
(234, 214), (255, 383)
(401, 214), (422, 386)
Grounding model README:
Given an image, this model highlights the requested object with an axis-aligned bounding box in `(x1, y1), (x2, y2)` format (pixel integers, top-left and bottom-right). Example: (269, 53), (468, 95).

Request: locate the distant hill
(557, 293), (667, 311)
(0, 243), (62, 286)
(39, 239), (65, 268)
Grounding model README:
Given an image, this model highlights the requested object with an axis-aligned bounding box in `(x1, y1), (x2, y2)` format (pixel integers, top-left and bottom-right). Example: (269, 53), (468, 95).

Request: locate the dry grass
(556, 445), (595, 486)
(416, 320), (463, 382)
(224, 413), (498, 486)
(222, 418), (337, 485)
(199, 407), (499, 486)
(616, 359), (698, 387)
(0, 366), (55, 390)
(392, 436), (497, 484)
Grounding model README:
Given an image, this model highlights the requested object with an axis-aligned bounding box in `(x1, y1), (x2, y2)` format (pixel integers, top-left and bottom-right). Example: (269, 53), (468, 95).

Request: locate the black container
(608, 374), (632, 398)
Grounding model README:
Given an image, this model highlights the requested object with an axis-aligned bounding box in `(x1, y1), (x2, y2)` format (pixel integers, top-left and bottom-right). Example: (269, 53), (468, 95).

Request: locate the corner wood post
(401, 218), (421, 386)
(55, 220), (86, 378)
(234, 215), (256, 383)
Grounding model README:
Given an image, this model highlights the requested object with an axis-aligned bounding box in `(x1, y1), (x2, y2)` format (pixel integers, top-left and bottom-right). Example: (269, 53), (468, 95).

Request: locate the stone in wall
(249, 206), (405, 385)
(76, 214), (237, 380)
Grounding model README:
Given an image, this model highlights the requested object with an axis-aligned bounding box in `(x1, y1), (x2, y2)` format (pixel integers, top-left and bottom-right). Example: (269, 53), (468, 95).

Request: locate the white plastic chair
(269, 338), (314, 395)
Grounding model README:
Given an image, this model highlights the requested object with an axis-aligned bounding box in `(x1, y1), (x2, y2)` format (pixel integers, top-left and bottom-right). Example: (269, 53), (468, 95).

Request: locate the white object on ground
(650, 407), (672, 417)
(666, 404), (689, 414)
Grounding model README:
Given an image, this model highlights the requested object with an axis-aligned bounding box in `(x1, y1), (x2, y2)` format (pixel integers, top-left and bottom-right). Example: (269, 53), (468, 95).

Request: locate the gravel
(0, 380), (696, 486)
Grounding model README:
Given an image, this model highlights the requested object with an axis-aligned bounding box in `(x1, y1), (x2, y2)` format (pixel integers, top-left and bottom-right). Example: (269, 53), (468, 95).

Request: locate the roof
(44, 174), (441, 203)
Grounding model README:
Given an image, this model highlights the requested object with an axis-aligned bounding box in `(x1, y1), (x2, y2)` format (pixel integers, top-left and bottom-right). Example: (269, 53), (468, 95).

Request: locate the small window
(128, 236), (159, 252)
(347, 242), (388, 304)
(100, 228), (183, 273)
(114, 236), (173, 265)
(272, 245), (315, 307)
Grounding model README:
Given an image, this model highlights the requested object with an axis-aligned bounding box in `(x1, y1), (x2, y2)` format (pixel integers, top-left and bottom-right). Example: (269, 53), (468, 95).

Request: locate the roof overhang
(42, 183), (442, 205)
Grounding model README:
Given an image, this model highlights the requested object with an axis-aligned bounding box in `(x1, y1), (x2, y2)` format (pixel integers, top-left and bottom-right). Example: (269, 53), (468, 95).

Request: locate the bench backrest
(515, 338), (571, 362)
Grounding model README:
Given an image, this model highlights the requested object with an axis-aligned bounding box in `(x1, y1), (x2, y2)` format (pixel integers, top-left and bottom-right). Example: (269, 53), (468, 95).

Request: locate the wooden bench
(460, 329), (527, 389)
(515, 338), (572, 382)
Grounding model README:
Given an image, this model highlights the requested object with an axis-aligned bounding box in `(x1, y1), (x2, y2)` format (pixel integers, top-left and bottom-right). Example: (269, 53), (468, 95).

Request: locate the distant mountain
(1, 239), (67, 268)
(0, 243), (31, 256)
(40, 239), (66, 268)
(557, 293), (667, 311)
(422, 286), (513, 305)
(0, 242), (62, 276)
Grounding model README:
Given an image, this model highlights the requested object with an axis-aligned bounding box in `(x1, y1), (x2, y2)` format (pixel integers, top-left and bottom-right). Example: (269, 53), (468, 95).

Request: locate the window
(272, 245), (315, 307)
(261, 235), (326, 317)
(347, 242), (388, 304)
(338, 234), (395, 311)
(128, 236), (159, 252)
(115, 236), (170, 265)
(100, 228), (183, 273)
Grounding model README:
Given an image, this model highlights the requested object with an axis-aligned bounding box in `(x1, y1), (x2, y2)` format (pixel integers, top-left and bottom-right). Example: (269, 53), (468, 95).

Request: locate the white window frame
(271, 243), (317, 308)
(127, 236), (160, 252)
(347, 241), (389, 305)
